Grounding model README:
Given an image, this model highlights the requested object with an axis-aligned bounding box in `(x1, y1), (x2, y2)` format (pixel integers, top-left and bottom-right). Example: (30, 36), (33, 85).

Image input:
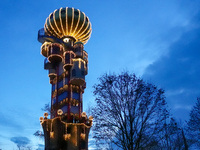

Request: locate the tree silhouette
(187, 97), (200, 148)
(91, 72), (169, 150)
(159, 118), (188, 149)
(33, 103), (50, 139)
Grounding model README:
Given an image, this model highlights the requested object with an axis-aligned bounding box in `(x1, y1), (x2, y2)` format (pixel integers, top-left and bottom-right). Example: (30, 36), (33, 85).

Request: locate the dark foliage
(34, 130), (44, 137)
(159, 118), (189, 149)
(41, 103), (51, 114)
(187, 97), (200, 147)
(33, 103), (50, 139)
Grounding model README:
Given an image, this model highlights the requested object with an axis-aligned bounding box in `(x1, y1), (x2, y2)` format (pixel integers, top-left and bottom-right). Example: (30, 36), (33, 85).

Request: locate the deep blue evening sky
(0, 0), (200, 149)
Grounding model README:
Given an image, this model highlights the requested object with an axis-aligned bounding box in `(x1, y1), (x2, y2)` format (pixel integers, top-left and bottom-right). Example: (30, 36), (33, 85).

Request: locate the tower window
(65, 54), (70, 64)
(67, 127), (71, 134)
(81, 71), (84, 76)
(72, 69), (76, 77)
(81, 127), (85, 133)
(74, 48), (77, 52)
(74, 10), (79, 16)
(65, 53), (70, 60)
(61, 9), (66, 14)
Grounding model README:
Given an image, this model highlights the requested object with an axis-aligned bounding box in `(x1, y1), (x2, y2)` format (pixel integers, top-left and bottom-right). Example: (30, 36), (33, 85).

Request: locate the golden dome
(44, 7), (92, 44)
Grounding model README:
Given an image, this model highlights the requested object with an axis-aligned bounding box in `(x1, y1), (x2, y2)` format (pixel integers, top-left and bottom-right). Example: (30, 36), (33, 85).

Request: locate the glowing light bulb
(44, 112), (48, 118)
(39, 117), (44, 122)
(57, 109), (63, 116)
(81, 112), (86, 118)
(89, 116), (93, 121)
(63, 38), (69, 43)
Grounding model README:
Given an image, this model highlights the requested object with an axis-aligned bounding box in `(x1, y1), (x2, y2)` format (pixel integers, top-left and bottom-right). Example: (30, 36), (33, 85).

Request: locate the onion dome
(44, 7), (92, 45)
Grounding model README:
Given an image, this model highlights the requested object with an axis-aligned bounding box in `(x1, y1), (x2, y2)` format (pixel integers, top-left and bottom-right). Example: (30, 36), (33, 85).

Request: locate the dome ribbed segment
(44, 7), (92, 44)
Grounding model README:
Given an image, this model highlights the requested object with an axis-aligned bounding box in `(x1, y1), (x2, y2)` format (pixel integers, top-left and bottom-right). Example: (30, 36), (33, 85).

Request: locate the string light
(76, 20), (90, 39)
(59, 7), (66, 35)
(41, 117), (93, 128)
(65, 7), (68, 35)
(75, 125), (77, 146)
(53, 9), (62, 36)
(50, 120), (54, 138)
(72, 9), (81, 36)
(74, 12), (85, 38)
(69, 8), (74, 34)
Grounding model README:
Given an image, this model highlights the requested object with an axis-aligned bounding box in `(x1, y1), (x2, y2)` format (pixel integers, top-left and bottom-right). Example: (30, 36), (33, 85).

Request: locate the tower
(38, 7), (93, 150)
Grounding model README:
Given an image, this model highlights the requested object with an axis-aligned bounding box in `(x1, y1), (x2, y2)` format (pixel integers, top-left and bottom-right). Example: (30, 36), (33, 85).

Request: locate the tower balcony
(70, 58), (86, 86)
(48, 43), (64, 64)
(38, 28), (55, 43)
(74, 42), (84, 58)
(63, 51), (76, 71)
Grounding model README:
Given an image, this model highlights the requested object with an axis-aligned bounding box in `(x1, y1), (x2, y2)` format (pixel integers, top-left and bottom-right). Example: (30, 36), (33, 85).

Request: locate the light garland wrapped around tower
(38, 7), (93, 150)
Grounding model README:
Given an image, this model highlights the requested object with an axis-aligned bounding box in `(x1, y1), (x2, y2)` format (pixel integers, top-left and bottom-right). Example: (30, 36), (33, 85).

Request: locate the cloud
(0, 111), (23, 129)
(37, 144), (44, 150)
(10, 136), (30, 146)
(142, 11), (200, 120)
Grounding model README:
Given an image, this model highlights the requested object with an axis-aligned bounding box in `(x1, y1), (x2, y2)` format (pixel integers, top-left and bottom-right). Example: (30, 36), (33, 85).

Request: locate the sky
(0, 0), (200, 149)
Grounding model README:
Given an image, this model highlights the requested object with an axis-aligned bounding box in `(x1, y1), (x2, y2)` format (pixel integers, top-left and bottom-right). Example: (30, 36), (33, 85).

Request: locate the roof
(44, 7), (92, 45)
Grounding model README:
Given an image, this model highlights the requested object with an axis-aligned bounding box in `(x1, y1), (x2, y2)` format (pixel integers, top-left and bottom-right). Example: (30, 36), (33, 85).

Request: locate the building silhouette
(38, 7), (93, 150)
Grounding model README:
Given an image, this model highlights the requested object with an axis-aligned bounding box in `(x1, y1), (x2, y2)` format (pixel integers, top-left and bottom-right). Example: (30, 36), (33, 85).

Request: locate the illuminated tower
(38, 7), (93, 150)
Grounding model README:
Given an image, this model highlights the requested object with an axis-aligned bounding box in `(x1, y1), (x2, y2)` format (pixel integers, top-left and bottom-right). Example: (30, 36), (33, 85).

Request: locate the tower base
(41, 117), (92, 150)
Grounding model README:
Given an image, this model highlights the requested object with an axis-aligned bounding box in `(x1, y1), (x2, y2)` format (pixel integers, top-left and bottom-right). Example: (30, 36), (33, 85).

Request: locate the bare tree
(91, 72), (169, 150)
(41, 103), (51, 114)
(158, 118), (189, 150)
(33, 103), (50, 139)
(187, 97), (200, 148)
(34, 130), (44, 138)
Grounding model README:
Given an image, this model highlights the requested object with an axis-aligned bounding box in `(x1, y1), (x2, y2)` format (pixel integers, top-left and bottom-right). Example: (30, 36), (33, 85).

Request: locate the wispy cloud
(143, 11), (200, 120)
(10, 136), (31, 149)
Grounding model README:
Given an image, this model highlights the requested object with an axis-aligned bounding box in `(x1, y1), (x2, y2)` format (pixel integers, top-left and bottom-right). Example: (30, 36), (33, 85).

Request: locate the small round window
(74, 10), (79, 16)
(61, 9), (66, 14)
